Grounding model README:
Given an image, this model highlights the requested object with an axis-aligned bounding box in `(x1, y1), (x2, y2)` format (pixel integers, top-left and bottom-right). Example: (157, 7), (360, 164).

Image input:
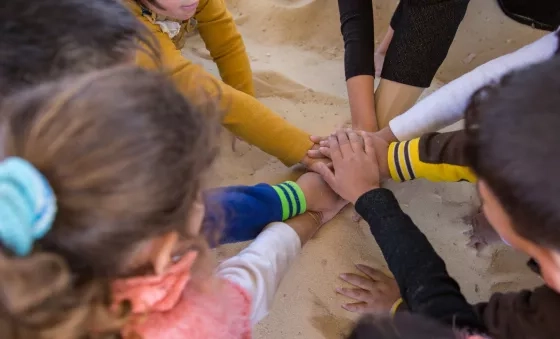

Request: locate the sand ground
(183, 1), (546, 337)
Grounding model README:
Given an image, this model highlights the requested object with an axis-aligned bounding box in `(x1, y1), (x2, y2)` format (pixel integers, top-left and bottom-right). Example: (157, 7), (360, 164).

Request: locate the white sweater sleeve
(216, 222), (301, 325)
(389, 30), (560, 141)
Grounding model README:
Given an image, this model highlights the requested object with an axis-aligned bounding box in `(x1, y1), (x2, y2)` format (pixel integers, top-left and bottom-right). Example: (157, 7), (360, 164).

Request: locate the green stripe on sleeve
(283, 181), (307, 215)
(272, 185), (290, 220)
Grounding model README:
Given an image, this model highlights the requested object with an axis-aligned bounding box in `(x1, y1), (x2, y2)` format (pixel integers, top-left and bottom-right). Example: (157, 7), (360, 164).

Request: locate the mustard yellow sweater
(129, 0), (312, 166)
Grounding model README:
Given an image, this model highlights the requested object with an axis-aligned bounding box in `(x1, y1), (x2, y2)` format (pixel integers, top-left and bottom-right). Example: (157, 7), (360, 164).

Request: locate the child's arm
(204, 182), (307, 244)
(195, 0), (254, 96)
(216, 213), (321, 324)
(355, 188), (484, 331)
(388, 29), (560, 141)
(387, 130), (476, 183)
(337, 0), (377, 131)
(135, 19), (313, 166)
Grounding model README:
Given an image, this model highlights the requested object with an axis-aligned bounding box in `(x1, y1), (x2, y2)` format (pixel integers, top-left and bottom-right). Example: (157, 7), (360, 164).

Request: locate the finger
(310, 135), (327, 143)
(319, 140), (328, 147)
(355, 264), (389, 281)
(313, 162), (337, 188)
(307, 149), (327, 159)
(347, 130), (363, 153)
(341, 302), (370, 314)
(336, 129), (353, 155)
(336, 287), (371, 301)
(319, 147), (331, 158)
(361, 131), (377, 158)
(328, 135), (343, 162)
(339, 273), (376, 290)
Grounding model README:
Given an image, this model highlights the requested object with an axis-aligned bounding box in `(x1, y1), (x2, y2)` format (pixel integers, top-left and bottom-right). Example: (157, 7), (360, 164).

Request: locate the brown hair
(0, 0), (160, 100)
(0, 65), (221, 337)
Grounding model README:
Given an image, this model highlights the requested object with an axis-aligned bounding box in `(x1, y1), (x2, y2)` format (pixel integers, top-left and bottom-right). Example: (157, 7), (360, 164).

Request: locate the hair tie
(0, 157), (57, 256)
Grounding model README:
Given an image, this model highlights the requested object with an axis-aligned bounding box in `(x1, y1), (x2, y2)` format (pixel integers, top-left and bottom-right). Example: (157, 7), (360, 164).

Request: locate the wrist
(378, 127), (397, 143)
(350, 185), (380, 205)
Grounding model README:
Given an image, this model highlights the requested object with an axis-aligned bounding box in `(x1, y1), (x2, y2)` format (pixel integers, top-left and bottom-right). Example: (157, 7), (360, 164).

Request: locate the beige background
(183, 1), (546, 337)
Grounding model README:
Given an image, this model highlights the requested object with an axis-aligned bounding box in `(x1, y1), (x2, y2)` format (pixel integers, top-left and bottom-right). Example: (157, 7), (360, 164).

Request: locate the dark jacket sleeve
(337, 0), (375, 80)
(475, 285), (560, 339)
(355, 188), (485, 332)
(382, 0), (470, 87)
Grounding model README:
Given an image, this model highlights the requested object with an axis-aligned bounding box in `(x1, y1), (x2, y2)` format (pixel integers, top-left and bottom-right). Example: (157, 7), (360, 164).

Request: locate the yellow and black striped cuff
(388, 138), (477, 183)
(388, 139), (419, 182)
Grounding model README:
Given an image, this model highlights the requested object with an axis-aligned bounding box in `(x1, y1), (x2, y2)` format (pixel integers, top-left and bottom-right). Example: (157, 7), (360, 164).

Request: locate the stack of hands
(300, 128), (403, 314)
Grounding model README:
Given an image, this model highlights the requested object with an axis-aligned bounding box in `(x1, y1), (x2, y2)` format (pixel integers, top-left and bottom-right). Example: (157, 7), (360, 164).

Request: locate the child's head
(139, 0), (200, 21)
(465, 56), (560, 292)
(0, 65), (220, 321)
(0, 0), (158, 100)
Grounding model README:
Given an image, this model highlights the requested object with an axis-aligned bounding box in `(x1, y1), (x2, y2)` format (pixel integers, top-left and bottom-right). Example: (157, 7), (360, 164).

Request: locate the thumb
(313, 162), (337, 188)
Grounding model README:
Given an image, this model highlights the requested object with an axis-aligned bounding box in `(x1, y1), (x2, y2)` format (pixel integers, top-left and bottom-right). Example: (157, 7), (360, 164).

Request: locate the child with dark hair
(314, 57), (560, 339)
(0, 66), (345, 338)
(127, 0), (322, 168)
(0, 0), (159, 99)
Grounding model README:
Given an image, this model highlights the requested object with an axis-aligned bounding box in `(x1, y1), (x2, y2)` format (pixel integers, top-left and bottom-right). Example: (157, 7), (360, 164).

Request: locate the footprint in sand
(253, 71), (347, 105)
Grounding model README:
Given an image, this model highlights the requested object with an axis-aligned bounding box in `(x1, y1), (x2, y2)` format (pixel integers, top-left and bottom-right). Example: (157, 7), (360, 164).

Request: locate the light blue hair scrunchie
(0, 157), (57, 256)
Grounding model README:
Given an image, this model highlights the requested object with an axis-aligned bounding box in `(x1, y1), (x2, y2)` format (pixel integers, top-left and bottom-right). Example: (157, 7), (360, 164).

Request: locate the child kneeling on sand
(0, 66), (345, 338)
(128, 0), (321, 169)
(315, 57), (560, 339)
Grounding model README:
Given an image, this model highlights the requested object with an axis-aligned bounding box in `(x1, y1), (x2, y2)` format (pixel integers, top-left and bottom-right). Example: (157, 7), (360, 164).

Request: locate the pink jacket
(112, 252), (252, 339)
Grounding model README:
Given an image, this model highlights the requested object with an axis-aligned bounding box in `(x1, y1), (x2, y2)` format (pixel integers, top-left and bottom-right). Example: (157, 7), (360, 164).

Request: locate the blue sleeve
(203, 184), (283, 244)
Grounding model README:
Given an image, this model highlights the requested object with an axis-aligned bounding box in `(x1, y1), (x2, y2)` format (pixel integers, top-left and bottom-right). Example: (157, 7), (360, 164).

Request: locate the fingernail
(339, 274), (346, 279)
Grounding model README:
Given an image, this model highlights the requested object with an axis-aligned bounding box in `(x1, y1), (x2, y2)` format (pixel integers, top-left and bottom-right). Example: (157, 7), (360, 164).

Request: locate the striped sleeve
(272, 181), (307, 221)
(387, 136), (476, 183)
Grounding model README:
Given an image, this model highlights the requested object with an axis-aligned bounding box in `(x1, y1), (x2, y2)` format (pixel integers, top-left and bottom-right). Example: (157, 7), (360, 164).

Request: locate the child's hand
(337, 264), (401, 314)
(309, 130), (390, 181)
(297, 172), (346, 218)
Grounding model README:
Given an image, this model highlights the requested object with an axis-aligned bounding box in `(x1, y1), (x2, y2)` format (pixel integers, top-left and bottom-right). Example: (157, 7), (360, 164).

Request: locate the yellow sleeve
(135, 17), (312, 166)
(387, 138), (477, 183)
(195, 0), (254, 96)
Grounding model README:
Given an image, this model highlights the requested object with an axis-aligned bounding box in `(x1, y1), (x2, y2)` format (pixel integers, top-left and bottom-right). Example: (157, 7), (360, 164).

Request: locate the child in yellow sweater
(129, 0), (316, 167)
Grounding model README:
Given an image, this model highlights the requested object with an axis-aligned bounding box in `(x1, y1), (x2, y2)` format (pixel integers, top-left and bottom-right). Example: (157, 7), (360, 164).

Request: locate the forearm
(347, 76), (377, 131)
(217, 222), (301, 324)
(171, 60), (312, 166)
(204, 182), (307, 244)
(355, 189), (482, 329)
(284, 212), (322, 246)
(389, 29), (560, 141)
(387, 132), (476, 183)
(196, 0), (254, 96)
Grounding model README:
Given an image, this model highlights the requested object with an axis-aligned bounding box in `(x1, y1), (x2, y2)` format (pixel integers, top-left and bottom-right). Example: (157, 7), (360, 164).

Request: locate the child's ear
(149, 231), (179, 275)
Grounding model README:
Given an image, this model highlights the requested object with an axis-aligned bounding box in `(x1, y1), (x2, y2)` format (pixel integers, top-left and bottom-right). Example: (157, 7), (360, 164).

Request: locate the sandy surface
(183, 0), (546, 337)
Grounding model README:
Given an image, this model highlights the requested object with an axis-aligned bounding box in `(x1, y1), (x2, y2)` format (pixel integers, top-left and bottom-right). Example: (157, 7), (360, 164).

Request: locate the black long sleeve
(355, 188), (485, 332)
(337, 0), (375, 80)
(382, 0), (470, 88)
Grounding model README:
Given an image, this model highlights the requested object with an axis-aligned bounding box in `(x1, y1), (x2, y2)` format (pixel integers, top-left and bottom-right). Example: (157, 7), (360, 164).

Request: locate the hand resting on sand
(337, 264), (401, 314)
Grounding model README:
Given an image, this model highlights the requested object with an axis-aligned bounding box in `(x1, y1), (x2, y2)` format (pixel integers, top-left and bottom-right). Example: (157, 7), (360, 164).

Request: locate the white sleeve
(216, 222), (301, 325)
(389, 30), (560, 141)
